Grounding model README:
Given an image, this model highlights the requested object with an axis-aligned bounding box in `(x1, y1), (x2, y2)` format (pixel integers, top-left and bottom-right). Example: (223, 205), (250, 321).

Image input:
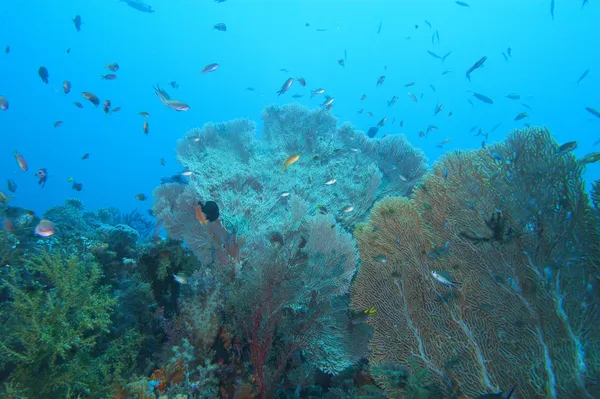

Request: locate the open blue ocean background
(1, 0), (598, 216)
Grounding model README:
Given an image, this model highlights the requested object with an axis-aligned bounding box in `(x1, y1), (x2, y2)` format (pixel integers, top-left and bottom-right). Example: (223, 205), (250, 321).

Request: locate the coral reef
(351, 126), (600, 398)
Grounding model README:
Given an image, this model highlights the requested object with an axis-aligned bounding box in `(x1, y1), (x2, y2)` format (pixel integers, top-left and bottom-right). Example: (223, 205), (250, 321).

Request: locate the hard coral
(351, 126), (600, 398)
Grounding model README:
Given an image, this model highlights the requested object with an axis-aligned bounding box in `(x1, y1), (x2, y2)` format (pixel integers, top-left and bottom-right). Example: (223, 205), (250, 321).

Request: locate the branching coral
(0, 251), (117, 397)
(351, 126), (600, 399)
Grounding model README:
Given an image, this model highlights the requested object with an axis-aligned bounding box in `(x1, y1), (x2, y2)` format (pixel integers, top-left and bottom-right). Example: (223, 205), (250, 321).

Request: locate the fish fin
(504, 385), (516, 399)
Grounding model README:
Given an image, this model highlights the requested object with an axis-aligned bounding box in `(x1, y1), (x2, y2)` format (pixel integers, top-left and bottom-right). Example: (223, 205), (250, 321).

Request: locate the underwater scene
(1, 0), (600, 398)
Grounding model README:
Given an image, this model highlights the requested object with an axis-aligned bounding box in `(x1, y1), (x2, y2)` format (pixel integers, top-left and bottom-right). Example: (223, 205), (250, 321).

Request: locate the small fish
(427, 50), (442, 59)
(7, 179), (17, 193)
(376, 76), (386, 86)
(578, 152), (600, 165)
(344, 49), (347, 60)
(160, 158), (165, 166)
(472, 92), (494, 104)
(377, 117), (387, 128)
(0, 96), (8, 110)
(356, 108), (363, 114)
(73, 101), (83, 108)
(408, 92), (418, 102)
(170, 81), (179, 89)
(181, 170), (193, 176)
(455, 1), (469, 6)
(82, 92), (100, 106)
(54, 121), (63, 128)
(213, 23), (227, 31)
(434, 103), (444, 115)
(35, 168), (48, 188)
(63, 81), (71, 94)
(436, 138), (452, 148)
(404, 81), (415, 87)
(367, 127), (378, 138)
(502, 52), (508, 62)
(103, 99), (111, 114)
(277, 78), (294, 96)
(101, 73), (117, 80)
(296, 77), (306, 86)
(81, 153), (90, 160)
(38, 66), (49, 84)
(551, 0), (555, 20)
(475, 386), (515, 399)
(426, 124), (438, 134)
(282, 154), (300, 172)
(364, 306), (376, 315)
(514, 112), (529, 121)
(374, 255), (387, 263)
(324, 178), (337, 185)
(430, 84), (436, 92)
(106, 62), (119, 72)
(337, 59), (345, 67)
(577, 69), (589, 85)
(291, 93), (304, 98)
(4, 45), (9, 53)
(343, 206), (354, 213)
(0, 191), (14, 206)
(143, 121), (149, 134)
(173, 274), (188, 284)
(505, 93), (520, 100)
(66, 48), (71, 53)
(428, 241), (450, 259)
(112, 106), (121, 112)
(35, 219), (56, 237)
(442, 68), (452, 75)
(135, 193), (148, 201)
(246, 87), (255, 91)
(281, 192), (290, 197)
(465, 56), (487, 81)
(507, 47), (512, 57)
(425, 20), (432, 28)
(431, 270), (459, 287)
(377, 20), (382, 34)
(280, 68), (289, 73)
(139, 111), (150, 117)
(360, 94), (367, 101)
(13, 152), (28, 172)
(442, 51), (452, 62)
(387, 96), (398, 107)
(585, 107), (600, 119)
(71, 181), (82, 191)
(120, 0), (155, 13)
(321, 96), (334, 108)
(73, 15), (82, 32)
(310, 88), (325, 98)
(522, 103), (533, 110)
(201, 63), (219, 74)
(555, 141), (577, 156)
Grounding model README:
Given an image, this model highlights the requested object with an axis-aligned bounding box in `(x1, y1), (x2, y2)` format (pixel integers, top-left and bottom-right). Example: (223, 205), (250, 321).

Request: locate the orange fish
(282, 154), (300, 172)
(35, 219), (56, 237)
(13, 151), (27, 171)
(195, 205), (208, 224)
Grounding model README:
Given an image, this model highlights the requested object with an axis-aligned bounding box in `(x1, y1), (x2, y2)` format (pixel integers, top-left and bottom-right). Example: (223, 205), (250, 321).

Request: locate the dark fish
(338, 59), (345, 67)
(170, 81), (179, 88)
(376, 75), (385, 86)
(507, 47), (512, 56)
(246, 87), (255, 91)
(502, 52), (508, 62)
(551, 0), (555, 20)
(7, 179), (17, 193)
(73, 15), (82, 31)
(81, 153), (90, 160)
(377, 117), (387, 128)
(63, 80), (71, 94)
(66, 48), (71, 53)
(82, 91), (100, 106)
(38, 66), (49, 84)
(103, 99), (111, 114)
(472, 92), (494, 104)
(296, 77), (306, 86)
(522, 103), (533, 110)
(442, 51), (452, 62)
(120, 0), (155, 13)
(35, 168), (48, 188)
(475, 386), (515, 399)
(316, 28), (327, 32)
(213, 23), (226, 31)
(578, 152), (600, 165)
(377, 21), (382, 34)
(0, 96), (7, 111)
(425, 20), (432, 28)
(106, 62), (119, 72)
(72, 181), (83, 191)
(344, 49), (347, 60)
(404, 81), (415, 87)
(577, 69), (589, 84)
(555, 141), (577, 156)
(505, 93), (520, 100)
(430, 84), (436, 92)
(280, 68), (289, 72)
(101, 73), (117, 80)
(514, 112), (529, 121)
(490, 122), (502, 132)
(201, 63), (219, 74)
(197, 200), (220, 222)
(583, 0), (589, 7)
(276, 78), (293, 96)
(367, 126), (378, 138)
(455, 0), (469, 6)
(465, 56), (487, 81)
(427, 50), (442, 59)
(135, 193), (148, 201)
(73, 101), (83, 108)
(586, 107), (600, 118)
(143, 121), (149, 134)
(54, 121), (63, 128)
(4, 45), (9, 53)
(291, 93), (304, 98)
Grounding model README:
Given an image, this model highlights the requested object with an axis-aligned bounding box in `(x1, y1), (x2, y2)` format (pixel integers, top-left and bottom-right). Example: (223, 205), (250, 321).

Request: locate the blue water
(1, 0), (598, 215)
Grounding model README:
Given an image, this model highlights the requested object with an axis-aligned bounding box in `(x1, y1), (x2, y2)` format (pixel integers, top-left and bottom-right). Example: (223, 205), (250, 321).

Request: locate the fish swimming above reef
(119, 0), (155, 13)
(475, 385), (515, 399)
(153, 85), (189, 111)
(367, 126), (378, 138)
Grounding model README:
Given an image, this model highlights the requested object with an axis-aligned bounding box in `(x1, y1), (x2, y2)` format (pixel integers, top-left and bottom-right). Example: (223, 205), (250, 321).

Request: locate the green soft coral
(0, 252), (117, 397)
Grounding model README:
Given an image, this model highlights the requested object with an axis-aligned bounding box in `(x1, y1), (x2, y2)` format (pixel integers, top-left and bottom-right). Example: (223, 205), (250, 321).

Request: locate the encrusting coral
(351, 126), (600, 398)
